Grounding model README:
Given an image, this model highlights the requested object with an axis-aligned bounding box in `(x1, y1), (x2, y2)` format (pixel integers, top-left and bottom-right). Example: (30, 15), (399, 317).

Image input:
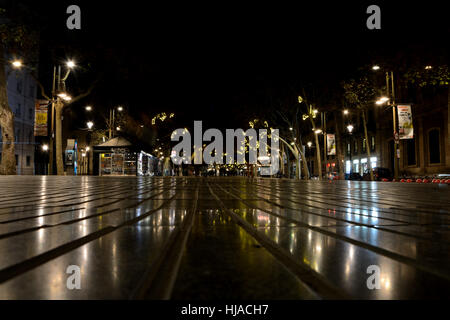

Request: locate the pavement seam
(207, 180), (349, 300)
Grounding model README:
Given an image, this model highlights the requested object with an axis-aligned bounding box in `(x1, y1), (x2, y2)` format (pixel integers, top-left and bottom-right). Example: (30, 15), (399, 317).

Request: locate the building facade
(303, 86), (450, 179)
(0, 61), (37, 175)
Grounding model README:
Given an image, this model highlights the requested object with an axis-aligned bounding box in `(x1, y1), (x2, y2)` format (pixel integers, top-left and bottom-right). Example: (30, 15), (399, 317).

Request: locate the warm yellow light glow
(86, 147), (90, 151)
(87, 121), (94, 129)
(343, 109), (349, 115)
(347, 124), (354, 133)
(375, 96), (389, 105)
(314, 129), (322, 134)
(12, 60), (22, 68)
(42, 144), (49, 151)
(66, 60), (76, 68)
(85, 106), (92, 111)
(307, 141), (312, 148)
(372, 65), (380, 70)
(117, 106), (123, 111)
(425, 65), (432, 70)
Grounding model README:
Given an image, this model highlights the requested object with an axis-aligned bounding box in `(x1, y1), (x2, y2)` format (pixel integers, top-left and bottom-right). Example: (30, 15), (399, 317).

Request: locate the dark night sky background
(5, 1), (449, 132)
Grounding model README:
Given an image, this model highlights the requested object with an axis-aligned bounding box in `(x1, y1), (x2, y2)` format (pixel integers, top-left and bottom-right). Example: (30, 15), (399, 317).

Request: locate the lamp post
(374, 65), (399, 180)
(49, 60), (75, 175)
(108, 106), (124, 139)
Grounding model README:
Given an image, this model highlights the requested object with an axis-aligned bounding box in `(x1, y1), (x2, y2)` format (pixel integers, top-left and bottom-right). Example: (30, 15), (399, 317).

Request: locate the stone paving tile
(0, 176), (449, 299)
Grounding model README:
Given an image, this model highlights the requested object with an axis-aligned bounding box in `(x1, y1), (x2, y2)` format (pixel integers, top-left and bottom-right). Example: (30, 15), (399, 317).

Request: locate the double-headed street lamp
(372, 65), (399, 180)
(11, 59), (76, 175)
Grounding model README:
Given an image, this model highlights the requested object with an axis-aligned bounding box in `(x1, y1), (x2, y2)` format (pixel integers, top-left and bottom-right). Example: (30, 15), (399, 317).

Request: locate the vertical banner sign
(397, 104), (414, 139)
(34, 100), (49, 136)
(326, 134), (336, 155)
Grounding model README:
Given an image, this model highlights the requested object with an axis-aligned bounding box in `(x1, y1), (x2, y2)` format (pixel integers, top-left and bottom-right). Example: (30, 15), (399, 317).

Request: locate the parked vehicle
(345, 172), (363, 181)
(327, 172), (340, 180)
(363, 167), (393, 181)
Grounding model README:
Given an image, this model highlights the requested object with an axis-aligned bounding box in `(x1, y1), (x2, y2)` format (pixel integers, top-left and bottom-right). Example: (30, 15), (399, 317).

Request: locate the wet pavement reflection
(0, 176), (449, 299)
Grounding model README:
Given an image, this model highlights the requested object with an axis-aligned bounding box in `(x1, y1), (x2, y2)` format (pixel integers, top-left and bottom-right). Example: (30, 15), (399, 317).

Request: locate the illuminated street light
(375, 96), (389, 105)
(343, 109), (349, 115)
(86, 147), (90, 151)
(307, 141), (312, 148)
(314, 129), (322, 134)
(81, 153), (86, 157)
(87, 121), (94, 129)
(117, 106), (123, 111)
(116, 126), (121, 131)
(66, 60), (76, 68)
(372, 65), (380, 70)
(289, 127), (293, 131)
(42, 144), (49, 151)
(425, 65), (432, 70)
(11, 60), (22, 68)
(347, 124), (354, 133)
(85, 106), (92, 111)
(313, 109), (319, 114)
(57, 93), (67, 98)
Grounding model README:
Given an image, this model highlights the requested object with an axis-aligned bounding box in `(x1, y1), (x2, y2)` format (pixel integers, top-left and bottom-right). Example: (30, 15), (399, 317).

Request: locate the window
(15, 155), (19, 166)
(362, 139), (366, 153)
(26, 156), (31, 167)
(371, 136), (375, 152)
(429, 129), (440, 164)
(353, 140), (358, 154)
(346, 143), (351, 156)
(15, 103), (21, 117)
(15, 129), (20, 142)
(406, 139), (416, 166)
(16, 79), (23, 93)
(29, 84), (35, 97)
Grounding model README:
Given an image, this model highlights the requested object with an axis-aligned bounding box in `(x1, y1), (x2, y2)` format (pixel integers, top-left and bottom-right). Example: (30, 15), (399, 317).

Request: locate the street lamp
(372, 65), (380, 71)
(42, 144), (49, 151)
(87, 121), (94, 130)
(11, 60), (22, 68)
(375, 96), (389, 105)
(373, 65), (400, 180)
(117, 106), (123, 112)
(314, 129), (322, 134)
(343, 109), (349, 115)
(85, 106), (92, 111)
(307, 141), (312, 148)
(66, 60), (76, 69)
(347, 124), (354, 134)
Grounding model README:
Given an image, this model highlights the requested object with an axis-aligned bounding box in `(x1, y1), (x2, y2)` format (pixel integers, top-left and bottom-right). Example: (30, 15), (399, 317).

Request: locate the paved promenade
(0, 176), (449, 299)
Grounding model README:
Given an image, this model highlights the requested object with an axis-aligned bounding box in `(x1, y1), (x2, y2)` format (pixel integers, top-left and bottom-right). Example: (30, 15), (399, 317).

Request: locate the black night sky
(5, 0), (449, 131)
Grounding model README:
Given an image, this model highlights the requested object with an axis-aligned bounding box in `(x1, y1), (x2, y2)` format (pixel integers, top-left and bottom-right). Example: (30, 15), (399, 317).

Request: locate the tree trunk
(286, 145), (291, 178)
(0, 43), (16, 175)
(314, 132), (322, 180)
(55, 101), (64, 175)
(309, 118), (322, 180)
(299, 147), (310, 179)
(362, 110), (374, 181)
(335, 112), (345, 180)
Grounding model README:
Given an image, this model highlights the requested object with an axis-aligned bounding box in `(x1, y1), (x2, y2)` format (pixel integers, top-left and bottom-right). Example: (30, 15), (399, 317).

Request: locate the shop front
(94, 137), (157, 176)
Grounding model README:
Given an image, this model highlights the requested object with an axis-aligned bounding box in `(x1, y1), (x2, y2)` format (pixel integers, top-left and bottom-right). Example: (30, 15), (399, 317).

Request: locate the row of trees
(245, 62), (449, 180)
